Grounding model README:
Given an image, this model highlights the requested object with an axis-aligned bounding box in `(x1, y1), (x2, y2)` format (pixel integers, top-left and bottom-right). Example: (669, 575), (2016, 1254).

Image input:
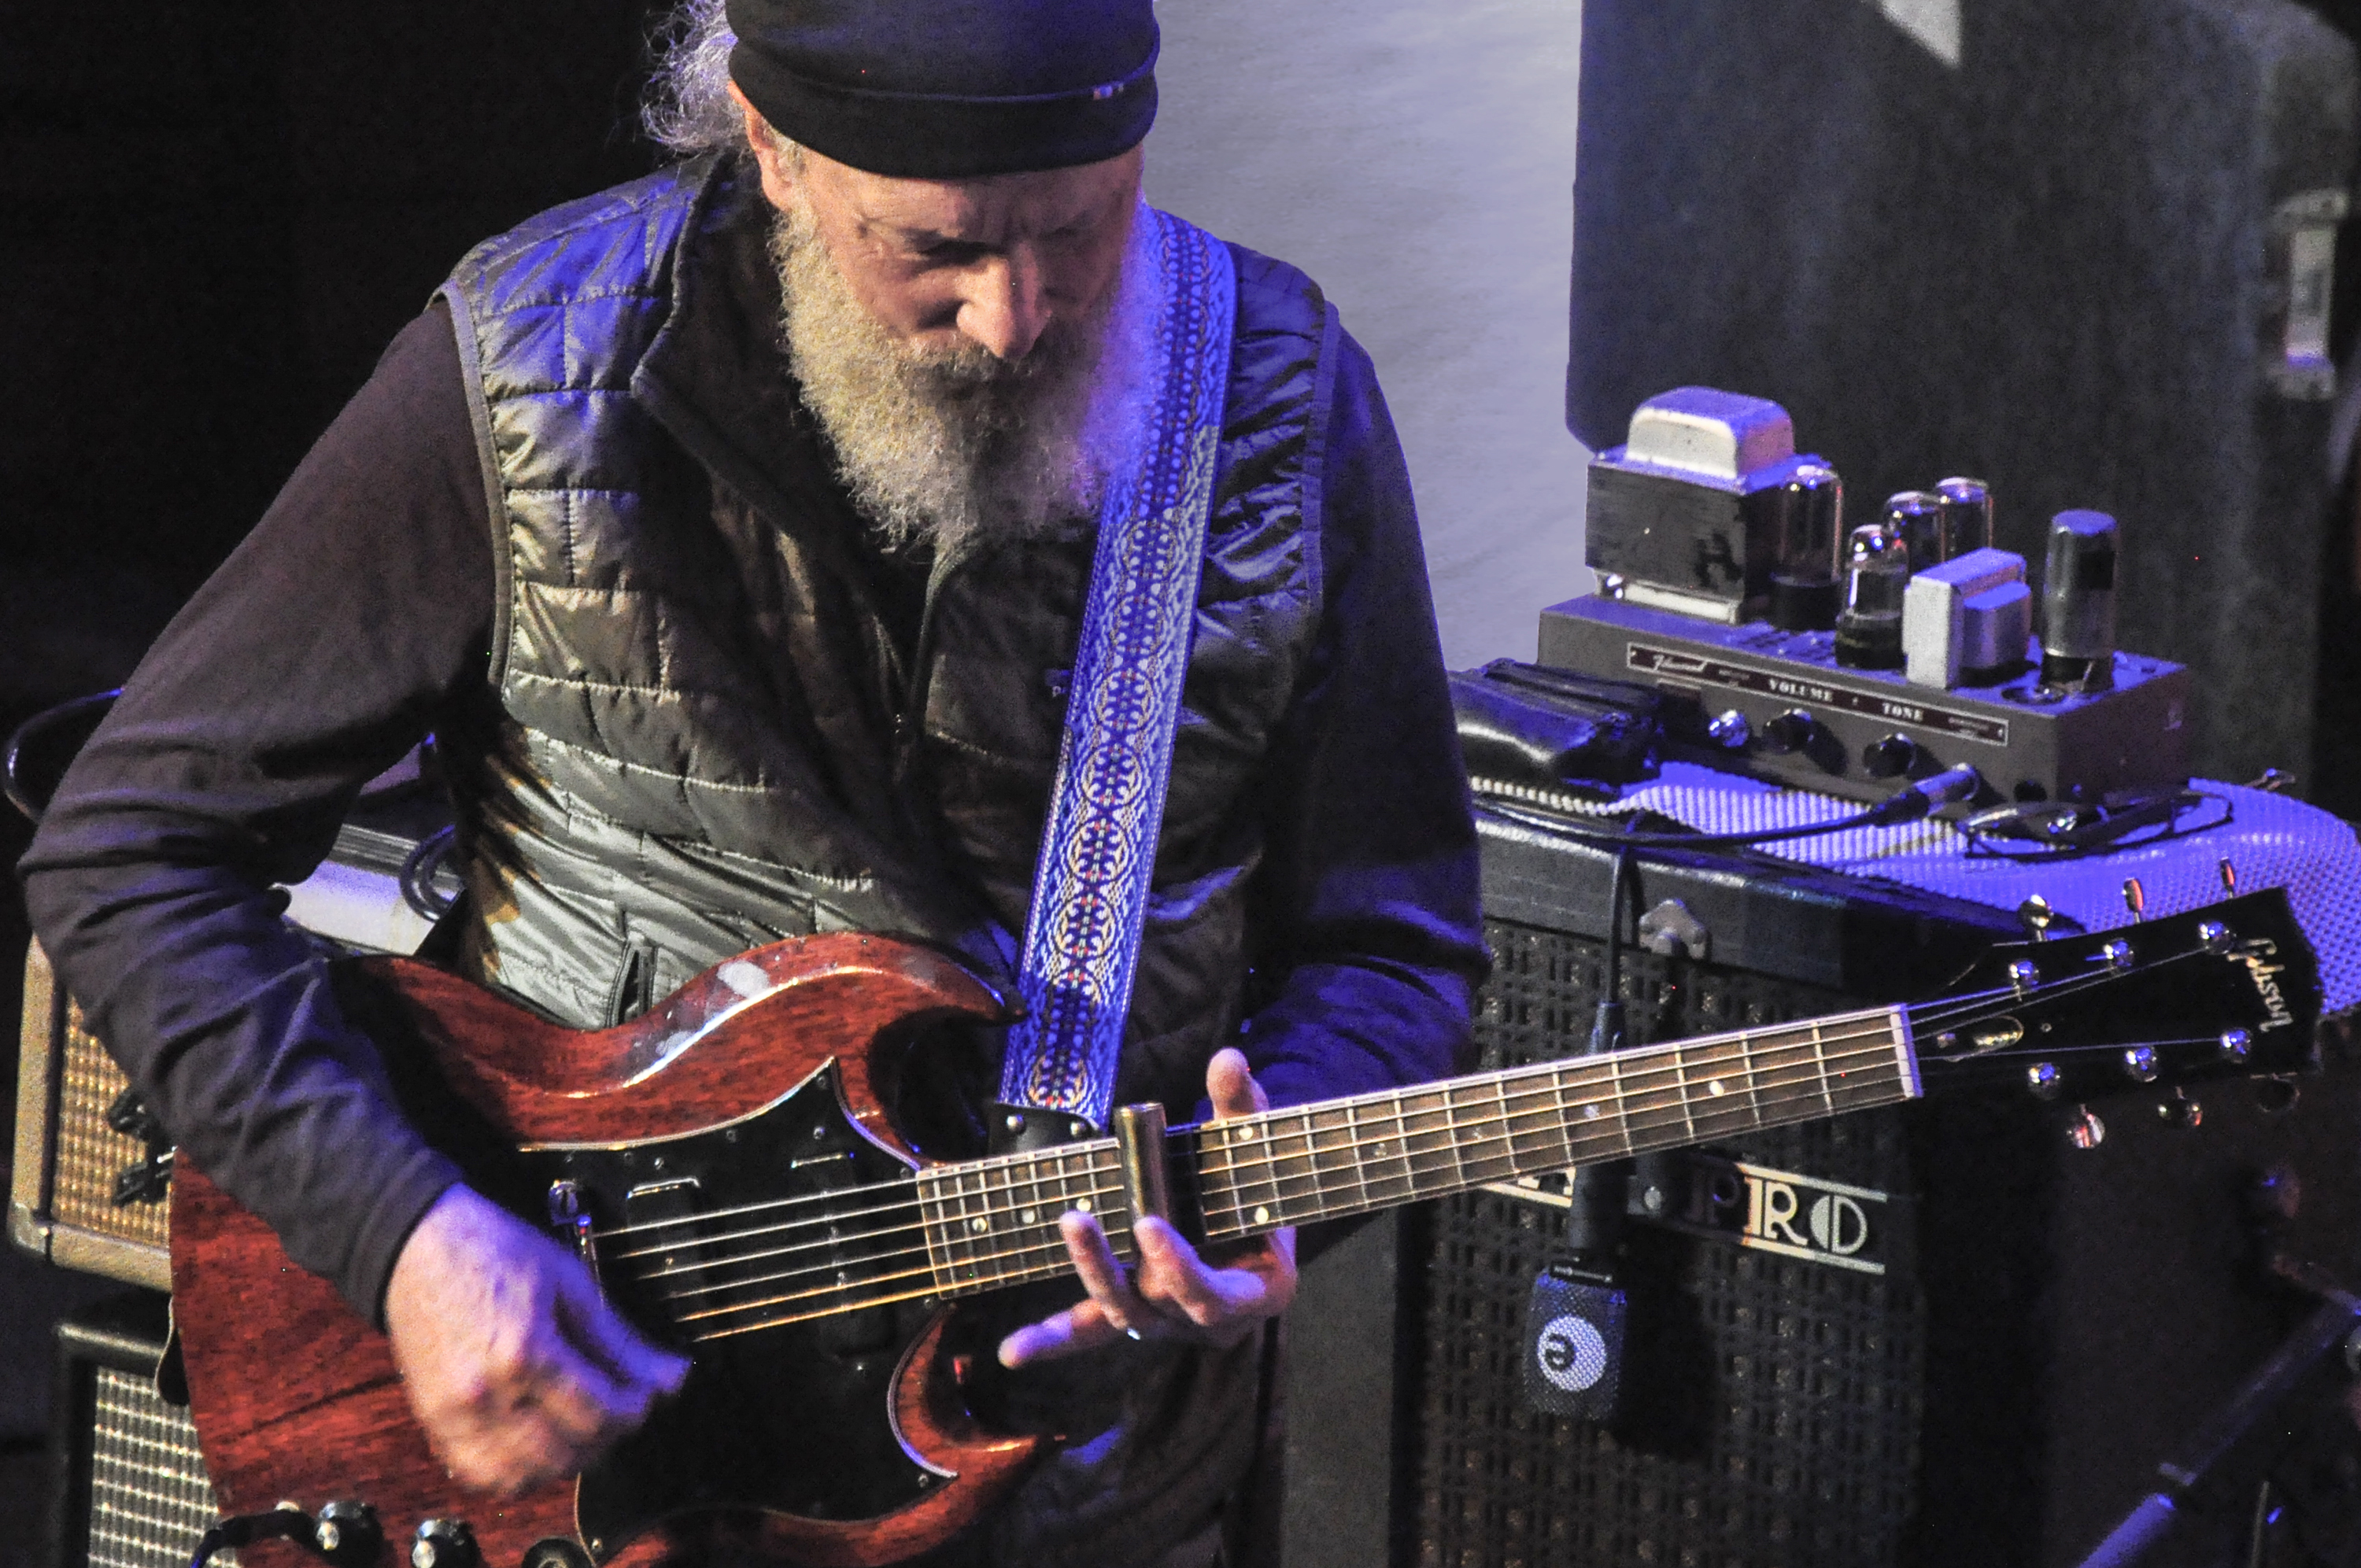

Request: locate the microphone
(1525, 1260), (1629, 1422)
(1525, 867), (1638, 1423)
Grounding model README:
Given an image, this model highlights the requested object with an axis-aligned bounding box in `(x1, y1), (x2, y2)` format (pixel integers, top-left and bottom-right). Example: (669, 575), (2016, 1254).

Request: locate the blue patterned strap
(995, 210), (1238, 1130)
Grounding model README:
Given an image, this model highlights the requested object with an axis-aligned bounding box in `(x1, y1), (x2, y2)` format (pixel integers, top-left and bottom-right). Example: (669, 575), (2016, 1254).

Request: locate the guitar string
(614, 1031), (1913, 1280)
(590, 946), (2217, 1252)
(603, 1169), (1118, 1264)
(595, 1015), (1929, 1249)
(653, 1028), (1913, 1307)
(644, 954), (2264, 1335)
(666, 1045), (1945, 1341)
(626, 1021), (2015, 1307)
(607, 1022), (1912, 1264)
(641, 1019), (2250, 1334)
(619, 1029), (1908, 1275)
(603, 947), (2245, 1304)
(628, 1042), (1928, 1319)
(616, 983), (2241, 1306)
(593, 1145), (1123, 1247)
(1904, 947), (2212, 1036)
(645, 1182), (1128, 1293)
(637, 1046), (1913, 1319)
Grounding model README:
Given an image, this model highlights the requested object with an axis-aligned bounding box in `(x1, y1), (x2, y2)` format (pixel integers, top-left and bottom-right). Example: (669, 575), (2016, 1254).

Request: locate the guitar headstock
(1912, 888), (2323, 1104)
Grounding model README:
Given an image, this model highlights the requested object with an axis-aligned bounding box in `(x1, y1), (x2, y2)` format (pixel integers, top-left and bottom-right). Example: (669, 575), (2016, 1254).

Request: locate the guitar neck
(916, 1005), (1919, 1297)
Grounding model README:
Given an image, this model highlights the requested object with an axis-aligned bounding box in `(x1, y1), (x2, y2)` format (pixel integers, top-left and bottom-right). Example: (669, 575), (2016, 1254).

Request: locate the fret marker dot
(1235, 1126), (1254, 1142)
(1075, 1197), (1092, 1212)
(1708, 1079), (1727, 1098)
(1254, 1205), (1273, 1225)
(969, 1217), (990, 1233)
(1021, 1208), (1036, 1224)
(1583, 1104), (1602, 1120)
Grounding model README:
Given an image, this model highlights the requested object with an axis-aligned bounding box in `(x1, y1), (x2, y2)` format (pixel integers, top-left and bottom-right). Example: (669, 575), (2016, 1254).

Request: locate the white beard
(770, 201), (1158, 556)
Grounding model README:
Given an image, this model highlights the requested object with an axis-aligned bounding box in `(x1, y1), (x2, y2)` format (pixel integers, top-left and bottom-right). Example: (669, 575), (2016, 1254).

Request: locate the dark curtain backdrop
(0, 2), (671, 1511)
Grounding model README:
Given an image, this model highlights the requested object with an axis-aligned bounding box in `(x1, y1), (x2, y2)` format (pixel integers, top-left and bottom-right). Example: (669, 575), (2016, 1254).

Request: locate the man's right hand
(384, 1184), (691, 1496)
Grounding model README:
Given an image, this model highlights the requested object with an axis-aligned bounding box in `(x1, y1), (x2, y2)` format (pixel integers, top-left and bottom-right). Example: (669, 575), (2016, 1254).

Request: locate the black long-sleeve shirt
(20, 284), (1486, 1324)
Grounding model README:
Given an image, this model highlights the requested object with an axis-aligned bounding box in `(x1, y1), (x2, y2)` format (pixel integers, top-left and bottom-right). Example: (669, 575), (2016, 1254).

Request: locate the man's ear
(727, 81), (799, 211)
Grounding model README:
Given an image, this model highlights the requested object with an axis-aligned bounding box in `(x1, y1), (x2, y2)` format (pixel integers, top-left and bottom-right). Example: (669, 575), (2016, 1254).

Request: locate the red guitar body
(171, 933), (1042, 1568)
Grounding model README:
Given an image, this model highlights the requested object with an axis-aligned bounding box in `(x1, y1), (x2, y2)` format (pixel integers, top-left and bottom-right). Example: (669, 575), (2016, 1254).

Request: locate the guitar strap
(994, 208), (1237, 1134)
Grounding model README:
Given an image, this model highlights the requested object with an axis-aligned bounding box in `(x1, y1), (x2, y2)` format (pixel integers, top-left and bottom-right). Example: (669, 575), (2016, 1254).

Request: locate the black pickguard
(501, 1068), (945, 1557)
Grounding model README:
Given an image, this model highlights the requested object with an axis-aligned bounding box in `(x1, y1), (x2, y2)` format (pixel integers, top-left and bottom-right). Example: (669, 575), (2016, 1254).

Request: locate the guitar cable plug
(189, 1500), (382, 1568)
(1862, 764), (1984, 826)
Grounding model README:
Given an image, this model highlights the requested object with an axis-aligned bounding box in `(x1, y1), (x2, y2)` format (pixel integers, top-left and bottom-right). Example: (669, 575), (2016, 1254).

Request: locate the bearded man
(20, 1), (1486, 1563)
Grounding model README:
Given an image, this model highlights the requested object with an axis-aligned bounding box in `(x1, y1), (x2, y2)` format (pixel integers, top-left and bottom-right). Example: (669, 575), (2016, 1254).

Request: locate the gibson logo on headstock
(2235, 938), (2297, 1032)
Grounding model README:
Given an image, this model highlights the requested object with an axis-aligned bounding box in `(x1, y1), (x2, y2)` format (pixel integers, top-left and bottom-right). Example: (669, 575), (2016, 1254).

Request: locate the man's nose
(957, 249), (1051, 360)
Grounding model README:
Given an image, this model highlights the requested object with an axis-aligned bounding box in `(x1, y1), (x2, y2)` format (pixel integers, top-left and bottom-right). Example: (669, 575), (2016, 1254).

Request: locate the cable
(399, 824), (460, 921)
(2, 688), (120, 826)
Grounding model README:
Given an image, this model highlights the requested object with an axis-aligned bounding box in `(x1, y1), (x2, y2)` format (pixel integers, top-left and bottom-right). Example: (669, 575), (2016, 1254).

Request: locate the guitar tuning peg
(2016, 895), (2057, 940)
(2065, 1105), (2105, 1150)
(2122, 878), (2145, 921)
(2219, 858), (2237, 895)
(2156, 1089), (2202, 1130)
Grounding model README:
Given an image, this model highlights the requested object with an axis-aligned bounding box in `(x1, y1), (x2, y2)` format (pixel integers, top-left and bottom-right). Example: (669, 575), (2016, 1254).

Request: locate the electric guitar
(171, 891), (2323, 1568)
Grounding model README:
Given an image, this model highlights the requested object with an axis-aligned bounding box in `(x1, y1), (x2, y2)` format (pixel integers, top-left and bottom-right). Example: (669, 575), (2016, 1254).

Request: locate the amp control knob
(1864, 733), (1919, 779)
(1705, 709), (1752, 750)
(1763, 710), (1818, 755)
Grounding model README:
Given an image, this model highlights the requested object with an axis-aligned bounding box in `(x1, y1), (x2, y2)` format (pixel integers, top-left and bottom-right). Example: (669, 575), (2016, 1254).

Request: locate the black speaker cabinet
(1565, 0), (2359, 795)
(45, 1292), (220, 1568)
(1279, 810), (2361, 1568)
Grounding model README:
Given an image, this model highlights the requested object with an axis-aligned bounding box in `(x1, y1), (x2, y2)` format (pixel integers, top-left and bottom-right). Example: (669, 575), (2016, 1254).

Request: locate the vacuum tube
(1934, 477), (1993, 557)
(1769, 462), (1844, 631)
(1834, 522), (1908, 669)
(1883, 490), (1947, 572)
(2039, 509), (2118, 691)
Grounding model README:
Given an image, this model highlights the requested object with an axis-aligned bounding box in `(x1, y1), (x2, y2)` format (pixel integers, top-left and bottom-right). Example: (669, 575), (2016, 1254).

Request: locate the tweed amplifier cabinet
(1278, 809), (2361, 1568)
(45, 1292), (221, 1568)
(11, 942), (172, 1291)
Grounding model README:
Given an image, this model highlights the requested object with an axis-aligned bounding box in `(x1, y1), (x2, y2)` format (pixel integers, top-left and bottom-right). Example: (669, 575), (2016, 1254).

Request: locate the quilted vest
(436, 156), (1337, 1120)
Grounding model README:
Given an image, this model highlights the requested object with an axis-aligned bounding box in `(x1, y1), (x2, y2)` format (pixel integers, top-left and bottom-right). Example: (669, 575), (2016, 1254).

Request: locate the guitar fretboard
(914, 1006), (1916, 1298)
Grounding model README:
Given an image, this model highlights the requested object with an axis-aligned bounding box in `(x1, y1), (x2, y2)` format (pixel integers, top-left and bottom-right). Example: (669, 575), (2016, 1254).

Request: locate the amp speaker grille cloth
(83, 1367), (222, 1568)
(56, 1003), (170, 1250)
(1409, 917), (1924, 1568)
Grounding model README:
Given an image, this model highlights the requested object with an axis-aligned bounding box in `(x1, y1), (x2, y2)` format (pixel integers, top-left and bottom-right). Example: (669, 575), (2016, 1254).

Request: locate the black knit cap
(725, 0), (1158, 179)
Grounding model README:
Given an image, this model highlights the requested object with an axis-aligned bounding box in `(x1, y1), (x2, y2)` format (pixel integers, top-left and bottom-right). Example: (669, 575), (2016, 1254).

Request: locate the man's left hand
(997, 1047), (1296, 1367)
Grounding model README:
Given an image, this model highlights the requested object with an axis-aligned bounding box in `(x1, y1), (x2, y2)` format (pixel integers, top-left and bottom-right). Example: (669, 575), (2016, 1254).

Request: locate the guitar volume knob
(413, 1519), (478, 1568)
(312, 1502), (382, 1567)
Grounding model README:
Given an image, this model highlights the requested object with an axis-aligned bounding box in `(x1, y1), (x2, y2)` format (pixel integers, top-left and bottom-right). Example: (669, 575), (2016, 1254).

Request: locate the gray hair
(643, 0), (745, 157)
